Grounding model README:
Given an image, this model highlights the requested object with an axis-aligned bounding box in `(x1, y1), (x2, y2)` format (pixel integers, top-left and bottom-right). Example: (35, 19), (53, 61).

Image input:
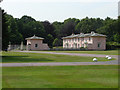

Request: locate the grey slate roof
(62, 32), (106, 39)
(26, 35), (44, 40)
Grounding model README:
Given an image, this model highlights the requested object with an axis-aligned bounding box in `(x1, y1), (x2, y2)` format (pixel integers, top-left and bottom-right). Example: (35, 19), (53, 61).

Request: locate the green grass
(2, 52), (115, 63)
(53, 46), (63, 49)
(48, 50), (119, 55)
(2, 65), (118, 88)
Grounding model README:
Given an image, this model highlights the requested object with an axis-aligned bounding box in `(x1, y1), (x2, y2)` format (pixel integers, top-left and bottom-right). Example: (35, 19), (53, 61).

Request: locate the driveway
(19, 51), (118, 59)
(1, 51), (119, 67)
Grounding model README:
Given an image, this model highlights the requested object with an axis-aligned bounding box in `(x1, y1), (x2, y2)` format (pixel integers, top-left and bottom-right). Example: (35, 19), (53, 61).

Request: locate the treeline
(2, 10), (120, 50)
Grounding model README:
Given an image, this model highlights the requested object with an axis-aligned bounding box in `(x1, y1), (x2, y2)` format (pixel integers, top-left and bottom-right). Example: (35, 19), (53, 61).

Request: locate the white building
(62, 32), (106, 50)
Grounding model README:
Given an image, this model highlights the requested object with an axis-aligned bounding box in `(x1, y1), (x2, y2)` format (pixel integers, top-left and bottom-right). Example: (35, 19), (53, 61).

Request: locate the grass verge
(2, 52), (115, 63)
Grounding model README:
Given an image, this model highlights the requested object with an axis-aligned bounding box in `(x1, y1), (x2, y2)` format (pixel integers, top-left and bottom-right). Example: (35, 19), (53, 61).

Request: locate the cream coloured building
(62, 31), (106, 50)
(26, 35), (49, 50)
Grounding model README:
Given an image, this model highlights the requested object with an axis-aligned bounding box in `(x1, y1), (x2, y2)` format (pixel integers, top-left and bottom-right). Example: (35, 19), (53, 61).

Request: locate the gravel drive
(1, 60), (119, 67)
(19, 51), (118, 58)
(1, 51), (119, 67)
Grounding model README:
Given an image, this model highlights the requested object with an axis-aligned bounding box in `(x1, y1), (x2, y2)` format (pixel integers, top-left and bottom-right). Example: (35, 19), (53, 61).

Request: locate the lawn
(49, 50), (119, 55)
(2, 52), (115, 63)
(2, 65), (118, 88)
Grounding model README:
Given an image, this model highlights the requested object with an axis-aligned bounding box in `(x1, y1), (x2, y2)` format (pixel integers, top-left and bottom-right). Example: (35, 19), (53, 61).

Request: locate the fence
(8, 45), (26, 51)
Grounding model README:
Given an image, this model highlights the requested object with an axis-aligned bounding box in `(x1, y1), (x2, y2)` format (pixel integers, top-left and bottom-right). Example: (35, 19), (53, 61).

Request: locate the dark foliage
(2, 10), (119, 49)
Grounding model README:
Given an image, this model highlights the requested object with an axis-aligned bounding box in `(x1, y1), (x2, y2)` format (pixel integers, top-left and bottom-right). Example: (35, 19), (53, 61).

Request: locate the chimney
(72, 33), (74, 35)
(80, 32), (84, 35)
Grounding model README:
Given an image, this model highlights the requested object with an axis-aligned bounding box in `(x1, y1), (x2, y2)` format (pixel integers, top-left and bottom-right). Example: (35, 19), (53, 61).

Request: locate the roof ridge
(26, 35), (44, 40)
(62, 32), (106, 39)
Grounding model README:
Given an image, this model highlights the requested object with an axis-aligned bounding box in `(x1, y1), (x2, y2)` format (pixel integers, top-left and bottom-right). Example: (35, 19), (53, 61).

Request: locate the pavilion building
(26, 35), (49, 51)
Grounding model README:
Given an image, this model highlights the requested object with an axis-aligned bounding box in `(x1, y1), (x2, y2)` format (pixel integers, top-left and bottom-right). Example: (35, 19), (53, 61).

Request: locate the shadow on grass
(2, 55), (54, 63)
(2, 56), (28, 58)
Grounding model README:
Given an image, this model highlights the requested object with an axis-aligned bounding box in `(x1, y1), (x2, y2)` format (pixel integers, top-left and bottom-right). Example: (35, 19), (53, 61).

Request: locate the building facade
(62, 32), (106, 50)
(26, 35), (49, 50)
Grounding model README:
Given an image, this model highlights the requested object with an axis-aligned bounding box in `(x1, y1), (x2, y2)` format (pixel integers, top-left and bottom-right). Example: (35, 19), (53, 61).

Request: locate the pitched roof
(26, 35), (44, 40)
(62, 32), (106, 39)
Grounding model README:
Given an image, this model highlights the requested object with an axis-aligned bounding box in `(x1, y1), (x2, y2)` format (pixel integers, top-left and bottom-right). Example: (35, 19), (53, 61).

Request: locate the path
(19, 51), (118, 59)
(1, 51), (119, 67)
(1, 60), (119, 67)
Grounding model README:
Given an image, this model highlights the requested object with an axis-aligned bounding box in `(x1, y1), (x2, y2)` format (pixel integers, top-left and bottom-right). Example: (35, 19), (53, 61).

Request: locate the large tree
(52, 21), (63, 38)
(61, 18), (79, 37)
(17, 15), (45, 44)
(2, 10), (9, 51)
(2, 11), (119, 49)
(96, 17), (117, 42)
(6, 14), (23, 44)
(75, 17), (104, 33)
(46, 34), (54, 48)
(41, 21), (55, 37)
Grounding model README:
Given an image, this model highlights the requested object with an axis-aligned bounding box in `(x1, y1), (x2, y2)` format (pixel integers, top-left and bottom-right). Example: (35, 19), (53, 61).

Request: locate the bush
(106, 42), (120, 50)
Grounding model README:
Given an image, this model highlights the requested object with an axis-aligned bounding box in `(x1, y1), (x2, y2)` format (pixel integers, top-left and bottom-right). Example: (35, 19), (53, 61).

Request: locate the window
(75, 38), (77, 42)
(89, 37), (91, 41)
(35, 44), (38, 48)
(82, 44), (84, 47)
(78, 38), (80, 42)
(98, 43), (100, 48)
(78, 44), (79, 48)
(82, 38), (84, 41)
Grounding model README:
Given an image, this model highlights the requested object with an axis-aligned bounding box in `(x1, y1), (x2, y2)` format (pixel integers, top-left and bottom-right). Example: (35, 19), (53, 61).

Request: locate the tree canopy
(2, 10), (119, 50)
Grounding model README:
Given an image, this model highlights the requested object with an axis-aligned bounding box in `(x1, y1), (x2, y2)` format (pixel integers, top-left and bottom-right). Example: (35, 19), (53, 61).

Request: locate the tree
(52, 21), (63, 38)
(17, 16), (45, 44)
(61, 18), (78, 37)
(2, 10), (9, 51)
(6, 14), (23, 44)
(114, 33), (120, 43)
(75, 17), (104, 33)
(1, 11), (119, 50)
(53, 38), (59, 47)
(53, 38), (62, 47)
(46, 34), (54, 48)
(96, 18), (117, 42)
(41, 21), (55, 37)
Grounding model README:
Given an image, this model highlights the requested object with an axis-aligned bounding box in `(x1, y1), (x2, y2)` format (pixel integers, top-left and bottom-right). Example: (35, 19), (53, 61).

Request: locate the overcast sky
(0, 0), (119, 22)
